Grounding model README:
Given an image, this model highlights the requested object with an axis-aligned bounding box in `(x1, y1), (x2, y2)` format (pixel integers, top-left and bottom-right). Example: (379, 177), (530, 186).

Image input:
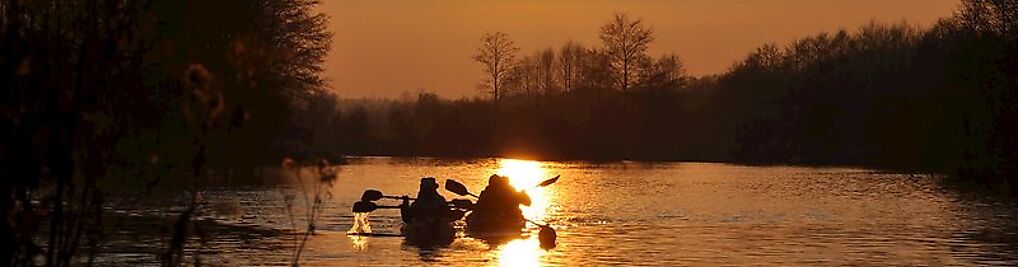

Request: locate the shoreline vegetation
(321, 4), (1017, 196)
(2, 0), (333, 264)
(1, 0), (1016, 265)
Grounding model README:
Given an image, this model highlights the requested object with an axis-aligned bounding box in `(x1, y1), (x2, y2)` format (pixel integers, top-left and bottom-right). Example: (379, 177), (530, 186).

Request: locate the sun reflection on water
(348, 235), (369, 251)
(496, 238), (545, 267)
(491, 158), (553, 266)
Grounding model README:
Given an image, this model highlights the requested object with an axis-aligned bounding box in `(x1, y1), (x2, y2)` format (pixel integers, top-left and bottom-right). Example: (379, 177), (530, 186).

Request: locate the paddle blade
(538, 226), (557, 249)
(361, 190), (384, 201)
(352, 201), (378, 213)
(448, 209), (466, 221)
(444, 179), (471, 196)
(448, 199), (474, 209)
(537, 175), (560, 187)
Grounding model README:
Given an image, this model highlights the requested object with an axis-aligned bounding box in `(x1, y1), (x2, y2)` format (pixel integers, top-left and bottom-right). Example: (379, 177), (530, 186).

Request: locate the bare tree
(474, 31), (520, 101)
(558, 41), (584, 91)
(537, 48), (558, 94)
(599, 13), (654, 91)
(506, 56), (538, 97)
(577, 49), (614, 91)
(640, 54), (686, 88)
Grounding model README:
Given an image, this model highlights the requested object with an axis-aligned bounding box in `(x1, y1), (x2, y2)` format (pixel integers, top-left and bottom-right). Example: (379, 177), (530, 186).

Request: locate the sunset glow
(320, 0), (959, 97)
(494, 158), (550, 221)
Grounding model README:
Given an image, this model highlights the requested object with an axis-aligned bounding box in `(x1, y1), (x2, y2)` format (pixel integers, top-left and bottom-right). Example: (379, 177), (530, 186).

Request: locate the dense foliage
(1, 0), (330, 264)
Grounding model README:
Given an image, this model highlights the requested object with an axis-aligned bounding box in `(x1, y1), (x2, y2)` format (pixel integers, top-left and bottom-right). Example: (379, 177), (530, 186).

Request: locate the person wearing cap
(400, 177), (450, 223)
(466, 174), (531, 233)
(400, 177), (458, 245)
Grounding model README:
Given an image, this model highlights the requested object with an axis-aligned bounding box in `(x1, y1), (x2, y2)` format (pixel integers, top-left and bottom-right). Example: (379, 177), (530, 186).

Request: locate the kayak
(467, 229), (526, 242)
(344, 214), (544, 247)
(465, 212), (526, 241)
(345, 220), (456, 246)
(400, 219), (457, 246)
(346, 232), (403, 237)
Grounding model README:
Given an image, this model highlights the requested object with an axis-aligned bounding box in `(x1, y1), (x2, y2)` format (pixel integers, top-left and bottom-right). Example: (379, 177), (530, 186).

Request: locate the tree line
(324, 1), (1017, 195)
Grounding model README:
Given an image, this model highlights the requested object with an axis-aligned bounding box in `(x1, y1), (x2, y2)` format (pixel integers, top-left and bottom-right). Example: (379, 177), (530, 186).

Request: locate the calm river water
(98, 157), (1018, 266)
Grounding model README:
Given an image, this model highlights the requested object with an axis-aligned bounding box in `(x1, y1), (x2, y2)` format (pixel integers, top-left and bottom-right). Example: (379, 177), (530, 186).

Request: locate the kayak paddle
(448, 199), (475, 210)
(444, 179), (479, 198)
(361, 189), (415, 201)
(535, 175), (560, 188)
(351, 201), (401, 213)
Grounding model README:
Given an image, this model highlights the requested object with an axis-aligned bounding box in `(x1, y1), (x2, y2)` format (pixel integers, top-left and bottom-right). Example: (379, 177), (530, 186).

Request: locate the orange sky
(320, 0), (960, 98)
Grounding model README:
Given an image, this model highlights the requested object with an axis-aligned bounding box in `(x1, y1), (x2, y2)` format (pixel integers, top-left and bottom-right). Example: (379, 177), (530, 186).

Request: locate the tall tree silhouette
(558, 41), (584, 92)
(640, 54), (686, 88)
(474, 31), (520, 102)
(600, 13), (654, 91)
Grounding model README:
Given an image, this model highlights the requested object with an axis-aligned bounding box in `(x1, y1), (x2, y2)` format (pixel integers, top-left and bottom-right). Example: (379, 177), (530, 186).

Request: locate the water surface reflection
(497, 238), (545, 267)
(492, 158), (553, 265)
(95, 157), (1018, 266)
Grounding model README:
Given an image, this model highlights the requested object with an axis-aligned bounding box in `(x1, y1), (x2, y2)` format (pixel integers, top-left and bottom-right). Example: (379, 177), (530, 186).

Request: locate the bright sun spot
(496, 158), (545, 189)
(494, 158), (550, 223)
